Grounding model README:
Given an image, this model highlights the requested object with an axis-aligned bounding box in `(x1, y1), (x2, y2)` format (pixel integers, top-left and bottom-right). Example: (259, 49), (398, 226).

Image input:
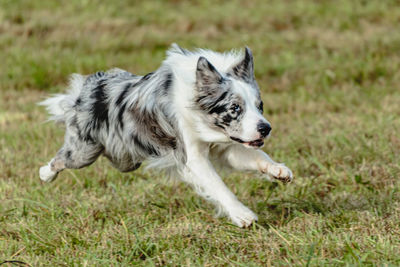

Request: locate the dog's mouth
(230, 137), (264, 148)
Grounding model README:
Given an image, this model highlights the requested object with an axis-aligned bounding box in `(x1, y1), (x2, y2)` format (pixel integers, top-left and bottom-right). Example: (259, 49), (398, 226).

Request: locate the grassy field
(1, 0), (400, 265)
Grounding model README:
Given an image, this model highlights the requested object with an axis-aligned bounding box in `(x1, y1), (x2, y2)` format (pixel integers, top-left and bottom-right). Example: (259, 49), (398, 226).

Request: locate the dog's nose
(257, 122), (271, 137)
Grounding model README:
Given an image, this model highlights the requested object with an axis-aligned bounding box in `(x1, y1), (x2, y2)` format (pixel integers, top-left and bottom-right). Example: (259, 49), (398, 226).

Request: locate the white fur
(38, 74), (84, 123)
(39, 162), (58, 182)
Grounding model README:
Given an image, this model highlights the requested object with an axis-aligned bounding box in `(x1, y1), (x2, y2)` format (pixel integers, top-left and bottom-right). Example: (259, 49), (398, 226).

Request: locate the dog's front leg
(181, 145), (258, 227)
(213, 144), (293, 183)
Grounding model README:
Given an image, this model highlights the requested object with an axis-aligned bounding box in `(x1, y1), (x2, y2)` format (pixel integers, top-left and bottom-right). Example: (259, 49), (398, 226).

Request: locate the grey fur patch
(59, 67), (186, 170)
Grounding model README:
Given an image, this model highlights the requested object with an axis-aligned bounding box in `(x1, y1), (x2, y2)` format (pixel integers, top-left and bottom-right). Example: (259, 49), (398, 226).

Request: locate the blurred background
(1, 0), (400, 265)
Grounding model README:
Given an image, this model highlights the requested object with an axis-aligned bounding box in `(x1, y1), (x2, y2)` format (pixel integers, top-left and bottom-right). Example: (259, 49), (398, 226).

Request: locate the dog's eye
(231, 104), (241, 114)
(258, 101), (264, 113)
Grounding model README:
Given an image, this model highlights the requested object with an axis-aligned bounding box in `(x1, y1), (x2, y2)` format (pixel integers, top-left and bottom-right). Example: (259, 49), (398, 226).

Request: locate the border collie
(39, 44), (293, 227)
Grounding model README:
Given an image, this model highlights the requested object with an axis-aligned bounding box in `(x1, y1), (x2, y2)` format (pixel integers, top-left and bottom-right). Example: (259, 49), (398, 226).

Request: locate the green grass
(1, 0), (400, 265)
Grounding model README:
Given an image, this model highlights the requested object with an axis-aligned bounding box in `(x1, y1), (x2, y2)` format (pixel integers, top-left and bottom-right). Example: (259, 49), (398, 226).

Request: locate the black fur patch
(66, 150), (72, 160)
(214, 121), (226, 129)
(132, 134), (160, 156)
(95, 71), (105, 78)
(208, 104), (228, 115)
(163, 73), (173, 94)
(142, 72), (154, 81)
(132, 162), (142, 170)
(126, 71), (154, 92)
(230, 136), (244, 143)
(91, 81), (109, 130)
(83, 133), (95, 144)
(116, 83), (132, 106)
(204, 91), (230, 114)
(214, 91), (228, 103)
(117, 103), (127, 129)
(118, 162), (142, 173)
(195, 95), (207, 103)
(258, 101), (264, 113)
(222, 114), (232, 125)
(196, 91), (232, 114)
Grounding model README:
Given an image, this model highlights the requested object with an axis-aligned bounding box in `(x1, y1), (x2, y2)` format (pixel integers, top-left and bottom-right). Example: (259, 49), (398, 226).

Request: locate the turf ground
(1, 0), (400, 266)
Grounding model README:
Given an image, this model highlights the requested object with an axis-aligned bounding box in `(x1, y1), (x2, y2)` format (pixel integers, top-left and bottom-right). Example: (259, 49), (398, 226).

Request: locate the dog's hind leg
(39, 131), (103, 182)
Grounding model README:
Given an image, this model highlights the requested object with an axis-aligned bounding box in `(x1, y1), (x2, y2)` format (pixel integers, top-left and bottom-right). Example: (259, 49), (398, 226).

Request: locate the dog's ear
(196, 56), (224, 89)
(228, 47), (254, 82)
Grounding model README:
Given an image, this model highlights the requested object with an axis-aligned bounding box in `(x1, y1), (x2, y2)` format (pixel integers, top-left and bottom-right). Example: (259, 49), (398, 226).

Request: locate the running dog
(39, 44), (293, 227)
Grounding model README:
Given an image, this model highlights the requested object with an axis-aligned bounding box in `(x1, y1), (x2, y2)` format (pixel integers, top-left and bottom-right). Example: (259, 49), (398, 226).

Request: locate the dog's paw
(39, 165), (58, 182)
(260, 163), (293, 183)
(268, 164), (293, 183)
(228, 204), (258, 228)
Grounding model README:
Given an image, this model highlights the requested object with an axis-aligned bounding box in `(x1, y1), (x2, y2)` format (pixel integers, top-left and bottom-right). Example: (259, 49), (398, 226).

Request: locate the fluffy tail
(38, 74), (85, 124)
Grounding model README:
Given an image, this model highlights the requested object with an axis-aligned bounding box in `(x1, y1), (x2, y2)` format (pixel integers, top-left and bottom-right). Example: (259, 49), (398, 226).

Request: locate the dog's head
(195, 47), (271, 148)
